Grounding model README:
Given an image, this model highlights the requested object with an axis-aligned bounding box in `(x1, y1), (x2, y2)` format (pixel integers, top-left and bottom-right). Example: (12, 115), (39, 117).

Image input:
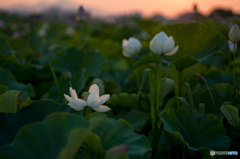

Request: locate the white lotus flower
(229, 40), (238, 53)
(65, 27), (74, 35)
(64, 84), (111, 112)
(149, 31), (178, 56)
(122, 37), (141, 57)
(229, 24), (240, 43)
(38, 28), (46, 37)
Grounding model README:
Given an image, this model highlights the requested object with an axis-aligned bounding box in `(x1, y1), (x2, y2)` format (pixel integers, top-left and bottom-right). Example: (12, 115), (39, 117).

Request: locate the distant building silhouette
(210, 9), (235, 19)
(194, 4), (198, 14)
(177, 4), (205, 22)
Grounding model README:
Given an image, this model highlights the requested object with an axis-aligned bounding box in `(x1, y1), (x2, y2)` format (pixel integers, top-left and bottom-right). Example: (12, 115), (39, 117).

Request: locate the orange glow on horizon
(0, 0), (240, 18)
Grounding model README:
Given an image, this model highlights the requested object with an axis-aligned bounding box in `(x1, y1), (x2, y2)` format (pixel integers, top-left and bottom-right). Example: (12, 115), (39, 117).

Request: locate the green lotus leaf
(0, 113), (101, 159)
(137, 23), (228, 70)
(121, 109), (149, 132)
(159, 78), (174, 102)
(204, 70), (234, 88)
(102, 69), (138, 92)
(174, 55), (199, 70)
(152, 23), (228, 62)
(0, 36), (14, 56)
(0, 100), (78, 147)
(0, 68), (35, 97)
(159, 107), (231, 151)
(134, 53), (158, 67)
(222, 117), (240, 140)
(107, 93), (151, 112)
(86, 113), (151, 159)
(192, 83), (239, 117)
(0, 112), (151, 159)
(0, 90), (32, 113)
(51, 47), (108, 76)
(86, 38), (122, 58)
(202, 51), (227, 67)
(0, 85), (8, 95)
(220, 105), (240, 129)
(0, 53), (19, 66)
(9, 38), (30, 51)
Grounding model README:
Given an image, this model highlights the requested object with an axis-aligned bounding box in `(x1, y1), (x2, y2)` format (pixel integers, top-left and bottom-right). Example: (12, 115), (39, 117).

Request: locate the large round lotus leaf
(204, 70), (234, 88)
(0, 113), (102, 159)
(150, 23), (228, 64)
(134, 53), (199, 71)
(9, 38), (30, 51)
(107, 92), (151, 112)
(192, 83), (239, 117)
(159, 107), (231, 151)
(101, 69), (138, 92)
(0, 53), (19, 66)
(86, 38), (122, 58)
(0, 90), (32, 113)
(51, 47), (108, 77)
(0, 112), (151, 159)
(0, 36), (14, 56)
(0, 68), (35, 98)
(0, 85), (8, 94)
(121, 109), (149, 132)
(220, 105), (240, 129)
(86, 113), (151, 159)
(0, 100), (78, 147)
(134, 53), (158, 67)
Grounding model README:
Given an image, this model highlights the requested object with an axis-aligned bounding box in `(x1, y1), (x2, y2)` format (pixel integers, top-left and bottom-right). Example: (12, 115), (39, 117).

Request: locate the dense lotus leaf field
(0, 11), (240, 159)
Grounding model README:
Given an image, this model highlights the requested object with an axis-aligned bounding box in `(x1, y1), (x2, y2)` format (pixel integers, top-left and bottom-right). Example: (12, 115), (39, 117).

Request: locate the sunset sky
(1, 0), (240, 18)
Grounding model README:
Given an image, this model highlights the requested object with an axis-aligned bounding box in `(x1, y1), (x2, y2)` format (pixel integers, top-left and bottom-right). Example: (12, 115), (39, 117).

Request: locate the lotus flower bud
(229, 40), (237, 53)
(64, 69), (72, 81)
(25, 23), (30, 33)
(105, 144), (129, 159)
(149, 31), (178, 56)
(122, 37), (141, 57)
(75, 5), (89, 22)
(12, 31), (20, 38)
(0, 20), (5, 28)
(229, 24), (240, 43)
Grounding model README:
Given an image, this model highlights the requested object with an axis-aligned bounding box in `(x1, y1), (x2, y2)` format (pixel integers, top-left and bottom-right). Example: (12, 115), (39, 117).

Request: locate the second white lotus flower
(229, 24), (240, 43)
(149, 31), (178, 56)
(229, 40), (238, 53)
(122, 37), (141, 57)
(64, 84), (111, 112)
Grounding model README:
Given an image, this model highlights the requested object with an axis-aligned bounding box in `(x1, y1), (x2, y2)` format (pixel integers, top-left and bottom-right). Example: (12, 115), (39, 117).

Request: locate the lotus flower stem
(137, 71), (140, 90)
(234, 43), (236, 97)
(156, 56), (162, 111)
(17, 103), (19, 112)
(180, 70), (186, 98)
(150, 55), (162, 150)
(167, 141), (170, 158)
(171, 63), (180, 108)
(49, 63), (63, 102)
(78, 148), (85, 157)
(69, 81), (73, 88)
(182, 146), (185, 159)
